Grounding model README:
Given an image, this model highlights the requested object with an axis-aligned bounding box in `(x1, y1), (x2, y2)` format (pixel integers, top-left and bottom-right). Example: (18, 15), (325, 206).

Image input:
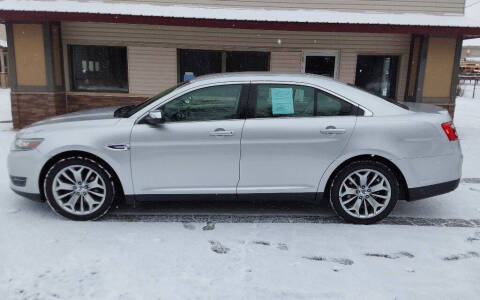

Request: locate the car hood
(27, 106), (121, 127)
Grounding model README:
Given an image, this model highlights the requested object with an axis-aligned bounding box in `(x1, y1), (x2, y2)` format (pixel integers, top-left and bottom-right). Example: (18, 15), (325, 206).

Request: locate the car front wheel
(44, 157), (115, 221)
(329, 160), (399, 224)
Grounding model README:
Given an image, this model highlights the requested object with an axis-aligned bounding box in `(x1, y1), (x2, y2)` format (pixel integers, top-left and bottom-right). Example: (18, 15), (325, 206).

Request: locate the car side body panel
(130, 119), (245, 195)
(238, 116), (356, 198)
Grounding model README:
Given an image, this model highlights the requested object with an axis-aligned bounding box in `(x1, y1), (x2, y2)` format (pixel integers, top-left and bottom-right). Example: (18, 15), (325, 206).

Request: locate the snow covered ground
(0, 88), (479, 299)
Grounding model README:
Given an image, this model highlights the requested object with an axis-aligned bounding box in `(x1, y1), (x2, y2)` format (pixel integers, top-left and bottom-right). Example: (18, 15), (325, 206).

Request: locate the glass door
(302, 50), (339, 78)
(355, 55), (400, 99)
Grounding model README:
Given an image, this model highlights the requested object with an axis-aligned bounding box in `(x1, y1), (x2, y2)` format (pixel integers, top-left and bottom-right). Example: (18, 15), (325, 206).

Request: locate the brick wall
(11, 93), (147, 128)
(66, 94), (146, 113)
(11, 92), (66, 128)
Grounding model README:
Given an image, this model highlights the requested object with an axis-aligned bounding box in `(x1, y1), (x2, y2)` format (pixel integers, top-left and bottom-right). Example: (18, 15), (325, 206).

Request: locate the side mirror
(144, 110), (165, 125)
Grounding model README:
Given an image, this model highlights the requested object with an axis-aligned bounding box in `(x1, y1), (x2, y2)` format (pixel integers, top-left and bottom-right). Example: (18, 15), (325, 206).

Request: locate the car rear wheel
(329, 160), (399, 224)
(44, 157), (115, 221)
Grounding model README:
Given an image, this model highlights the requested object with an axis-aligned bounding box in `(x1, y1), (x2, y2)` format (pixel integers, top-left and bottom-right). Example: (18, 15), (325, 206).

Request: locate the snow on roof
(1, 0), (480, 28)
(0, 40), (6, 48)
(464, 38), (480, 46)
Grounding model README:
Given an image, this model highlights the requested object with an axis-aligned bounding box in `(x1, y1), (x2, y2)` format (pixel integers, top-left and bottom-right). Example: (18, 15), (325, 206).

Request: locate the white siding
(62, 22), (412, 100)
(0, 24), (6, 42)
(128, 46), (177, 95)
(69, 0), (465, 14)
(270, 52), (301, 73)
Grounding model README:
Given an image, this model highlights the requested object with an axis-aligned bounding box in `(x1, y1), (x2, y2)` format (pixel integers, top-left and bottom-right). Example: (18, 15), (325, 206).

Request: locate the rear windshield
(348, 84), (409, 110)
(379, 96), (410, 110)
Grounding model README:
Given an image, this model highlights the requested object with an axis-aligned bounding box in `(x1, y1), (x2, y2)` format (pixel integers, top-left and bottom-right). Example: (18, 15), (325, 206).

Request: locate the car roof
(188, 72), (336, 85)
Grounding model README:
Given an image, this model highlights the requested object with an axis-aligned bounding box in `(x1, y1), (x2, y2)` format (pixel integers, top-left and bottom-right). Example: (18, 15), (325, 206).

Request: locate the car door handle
(320, 127), (346, 135)
(209, 128), (234, 136)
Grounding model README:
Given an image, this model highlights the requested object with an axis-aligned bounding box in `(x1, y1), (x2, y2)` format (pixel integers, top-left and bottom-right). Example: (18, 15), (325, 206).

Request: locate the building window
(355, 55), (399, 99)
(178, 49), (270, 82)
(226, 51), (270, 72)
(303, 50), (339, 78)
(69, 45), (128, 92)
(1, 51), (7, 74)
(178, 49), (222, 82)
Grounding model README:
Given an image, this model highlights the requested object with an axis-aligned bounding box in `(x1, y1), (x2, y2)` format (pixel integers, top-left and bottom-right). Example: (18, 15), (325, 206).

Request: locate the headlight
(14, 138), (44, 151)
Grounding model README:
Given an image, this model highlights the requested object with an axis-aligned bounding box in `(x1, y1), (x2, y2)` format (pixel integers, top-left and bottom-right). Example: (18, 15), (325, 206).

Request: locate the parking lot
(0, 90), (479, 299)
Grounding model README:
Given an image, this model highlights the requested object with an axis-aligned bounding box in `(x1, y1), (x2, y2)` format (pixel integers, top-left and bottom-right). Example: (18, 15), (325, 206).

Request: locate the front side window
(253, 84), (357, 118)
(69, 45), (128, 92)
(161, 85), (243, 122)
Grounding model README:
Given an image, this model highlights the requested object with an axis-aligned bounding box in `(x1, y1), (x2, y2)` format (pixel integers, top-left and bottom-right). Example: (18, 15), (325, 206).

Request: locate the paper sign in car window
(271, 88), (294, 115)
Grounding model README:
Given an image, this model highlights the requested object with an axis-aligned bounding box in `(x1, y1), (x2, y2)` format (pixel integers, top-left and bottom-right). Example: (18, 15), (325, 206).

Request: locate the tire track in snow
(103, 213), (480, 228)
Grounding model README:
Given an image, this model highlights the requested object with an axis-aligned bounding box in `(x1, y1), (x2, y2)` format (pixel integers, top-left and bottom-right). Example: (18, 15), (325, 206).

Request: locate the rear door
(237, 83), (358, 200)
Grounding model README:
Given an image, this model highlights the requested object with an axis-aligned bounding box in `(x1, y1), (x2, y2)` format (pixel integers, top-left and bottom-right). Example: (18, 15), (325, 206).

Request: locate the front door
(130, 84), (247, 199)
(302, 50), (339, 78)
(237, 83), (357, 200)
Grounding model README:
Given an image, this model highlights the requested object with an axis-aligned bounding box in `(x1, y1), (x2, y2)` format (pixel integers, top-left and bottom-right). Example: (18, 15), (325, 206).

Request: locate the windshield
(115, 82), (187, 118)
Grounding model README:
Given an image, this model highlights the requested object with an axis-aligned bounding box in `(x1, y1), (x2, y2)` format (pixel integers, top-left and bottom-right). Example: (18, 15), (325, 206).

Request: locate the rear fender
(316, 150), (414, 194)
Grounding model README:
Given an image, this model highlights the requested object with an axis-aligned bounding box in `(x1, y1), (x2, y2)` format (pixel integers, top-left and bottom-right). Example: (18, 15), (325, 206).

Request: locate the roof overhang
(1, 0), (480, 36)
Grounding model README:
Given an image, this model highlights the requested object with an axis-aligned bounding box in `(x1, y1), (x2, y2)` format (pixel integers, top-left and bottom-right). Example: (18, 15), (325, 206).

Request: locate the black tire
(43, 157), (115, 221)
(329, 160), (399, 225)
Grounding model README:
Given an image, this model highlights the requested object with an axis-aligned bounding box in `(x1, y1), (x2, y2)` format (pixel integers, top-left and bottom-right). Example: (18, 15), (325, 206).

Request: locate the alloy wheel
(338, 169), (391, 219)
(52, 165), (107, 215)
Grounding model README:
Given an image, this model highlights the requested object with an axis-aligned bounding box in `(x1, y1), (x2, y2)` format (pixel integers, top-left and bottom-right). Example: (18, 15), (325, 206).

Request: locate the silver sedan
(7, 73), (462, 224)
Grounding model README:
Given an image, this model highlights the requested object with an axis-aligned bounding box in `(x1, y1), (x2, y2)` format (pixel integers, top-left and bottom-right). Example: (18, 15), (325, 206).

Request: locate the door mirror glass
(144, 111), (164, 125)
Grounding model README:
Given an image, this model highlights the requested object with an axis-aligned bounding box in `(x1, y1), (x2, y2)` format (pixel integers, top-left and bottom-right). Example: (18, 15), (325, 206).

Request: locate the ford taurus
(7, 73), (462, 223)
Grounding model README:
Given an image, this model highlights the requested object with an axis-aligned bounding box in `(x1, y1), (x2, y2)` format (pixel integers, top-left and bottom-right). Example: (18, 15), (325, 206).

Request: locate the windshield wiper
(114, 105), (136, 118)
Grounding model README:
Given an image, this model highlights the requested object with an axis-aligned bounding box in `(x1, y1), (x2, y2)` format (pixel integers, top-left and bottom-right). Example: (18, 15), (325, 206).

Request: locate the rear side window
(316, 90), (356, 116)
(254, 84), (315, 118)
(252, 84), (357, 118)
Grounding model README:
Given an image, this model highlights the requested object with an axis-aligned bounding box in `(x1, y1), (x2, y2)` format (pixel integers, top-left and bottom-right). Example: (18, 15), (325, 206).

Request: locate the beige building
(0, 0), (479, 127)
(0, 24), (7, 88)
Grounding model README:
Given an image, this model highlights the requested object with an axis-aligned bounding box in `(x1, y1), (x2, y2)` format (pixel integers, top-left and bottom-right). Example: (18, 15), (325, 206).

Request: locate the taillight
(441, 122), (458, 141)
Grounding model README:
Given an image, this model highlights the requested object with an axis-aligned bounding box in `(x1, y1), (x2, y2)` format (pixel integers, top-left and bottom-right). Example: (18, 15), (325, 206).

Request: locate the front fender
(40, 145), (134, 195)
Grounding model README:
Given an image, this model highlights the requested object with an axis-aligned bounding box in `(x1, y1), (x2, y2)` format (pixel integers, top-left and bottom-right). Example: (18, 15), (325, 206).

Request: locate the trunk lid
(400, 102), (449, 115)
